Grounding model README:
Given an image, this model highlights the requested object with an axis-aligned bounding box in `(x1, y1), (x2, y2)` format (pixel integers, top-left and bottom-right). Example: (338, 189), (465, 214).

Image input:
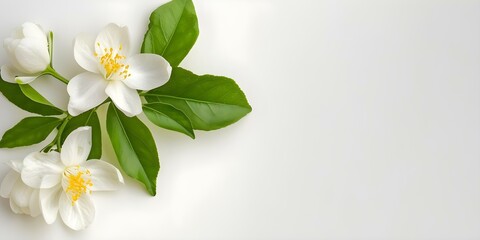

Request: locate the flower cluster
(1, 127), (123, 230)
(0, 0), (251, 231)
(0, 22), (169, 230)
(2, 22), (171, 117)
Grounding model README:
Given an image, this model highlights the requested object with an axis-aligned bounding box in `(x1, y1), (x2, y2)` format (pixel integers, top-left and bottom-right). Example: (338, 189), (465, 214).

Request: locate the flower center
(94, 43), (131, 79)
(64, 166), (93, 205)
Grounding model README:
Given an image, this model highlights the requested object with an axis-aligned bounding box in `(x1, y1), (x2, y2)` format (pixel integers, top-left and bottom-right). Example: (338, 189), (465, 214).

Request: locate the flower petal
(40, 185), (62, 224)
(61, 126), (92, 166)
(21, 22), (48, 45)
(0, 65), (38, 84)
(67, 72), (108, 116)
(105, 80), (142, 117)
(15, 75), (39, 84)
(10, 179), (34, 211)
(28, 189), (41, 217)
(7, 159), (23, 173)
(74, 33), (100, 73)
(59, 192), (95, 230)
(1, 65), (17, 83)
(10, 198), (22, 214)
(0, 170), (20, 198)
(21, 151), (63, 189)
(123, 54), (171, 90)
(82, 160), (123, 191)
(95, 23), (130, 58)
(4, 37), (20, 54)
(3, 38), (23, 71)
(14, 38), (49, 73)
(4, 38), (27, 73)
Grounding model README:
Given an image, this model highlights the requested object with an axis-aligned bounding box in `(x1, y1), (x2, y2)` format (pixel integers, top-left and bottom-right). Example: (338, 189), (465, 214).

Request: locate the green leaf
(145, 67), (252, 130)
(141, 0), (199, 67)
(60, 110), (102, 160)
(0, 79), (63, 116)
(106, 104), (159, 196)
(0, 117), (62, 148)
(143, 102), (195, 139)
(19, 84), (55, 106)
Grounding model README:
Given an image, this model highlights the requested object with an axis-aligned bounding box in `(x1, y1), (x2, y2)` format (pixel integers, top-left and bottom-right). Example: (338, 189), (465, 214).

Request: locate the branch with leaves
(0, 0), (251, 230)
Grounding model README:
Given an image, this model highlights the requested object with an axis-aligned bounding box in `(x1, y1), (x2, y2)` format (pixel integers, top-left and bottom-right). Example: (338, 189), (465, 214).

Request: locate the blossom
(20, 127), (124, 230)
(68, 23), (171, 117)
(0, 159), (41, 217)
(1, 22), (51, 84)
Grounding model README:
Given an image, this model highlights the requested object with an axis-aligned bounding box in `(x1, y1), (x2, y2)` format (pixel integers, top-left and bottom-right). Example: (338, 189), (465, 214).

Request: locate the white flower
(20, 127), (124, 230)
(68, 23), (171, 117)
(0, 159), (41, 217)
(1, 22), (51, 84)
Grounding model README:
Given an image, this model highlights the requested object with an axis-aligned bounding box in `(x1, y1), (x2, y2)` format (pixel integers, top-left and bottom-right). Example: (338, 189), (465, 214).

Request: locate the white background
(0, 0), (479, 239)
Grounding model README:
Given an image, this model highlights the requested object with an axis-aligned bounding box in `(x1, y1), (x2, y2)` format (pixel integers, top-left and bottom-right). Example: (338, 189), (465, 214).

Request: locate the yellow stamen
(64, 166), (93, 205)
(94, 42), (130, 79)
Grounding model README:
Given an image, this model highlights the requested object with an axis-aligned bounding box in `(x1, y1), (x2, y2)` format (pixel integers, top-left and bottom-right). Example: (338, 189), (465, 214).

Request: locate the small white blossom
(68, 23), (171, 117)
(20, 127), (124, 230)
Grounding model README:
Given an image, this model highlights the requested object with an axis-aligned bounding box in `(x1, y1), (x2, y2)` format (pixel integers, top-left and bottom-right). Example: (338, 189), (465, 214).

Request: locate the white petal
(4, 37), (19, 52)
(67, 72), (108, 116)
(7, 159), (24, 173)
(0, 65), (38, 84)
(83, 160), (123, 191)
(0, 170), (20, 198)
(74, 33), (100, 73)
(14, 38), (49, 73)
(59, 192), (95, 230)
(22, 151), (63, 189)
(123, 54), (171, 91)
(10, 179), (34, 210)
(1, 65), (17, 83)
(15, 75), (39, 84)
(95, 23), (130, 58)
(10, 198), (22, 214)
(4, 38), (27, 73)
(106, 81), (142, 117)
(61, 126), (92, 166)
(40, 185), (62, 224)
(21, 206), (31, 215)
(22, 22), (48, 45)
(28, 189), (41, 217)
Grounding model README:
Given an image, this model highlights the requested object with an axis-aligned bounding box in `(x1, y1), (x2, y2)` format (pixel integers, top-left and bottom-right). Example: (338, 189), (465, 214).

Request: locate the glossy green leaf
(19, 84), (55, 106)
(0, 79), (63, 116)
(145, 67), (252, 130)
(106, 104), (159, 196)
(143, 102), (195, 139)
(60, 110), (102, 160)
(0, 117), (62, 148)
(141, 0), (199, 66)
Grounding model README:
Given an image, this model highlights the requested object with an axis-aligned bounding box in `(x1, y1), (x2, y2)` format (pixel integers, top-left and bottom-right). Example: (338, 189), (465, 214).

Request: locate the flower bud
(1, 22), (51, 84)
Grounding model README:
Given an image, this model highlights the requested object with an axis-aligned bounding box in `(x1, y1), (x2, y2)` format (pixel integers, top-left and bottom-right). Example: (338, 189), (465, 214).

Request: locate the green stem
(56, 115), (71, 151)
(42, 140), (56, 152)
(48, 31), (54, 66)
(44, 66), (69, 84)
(42, 114), (71, 152)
